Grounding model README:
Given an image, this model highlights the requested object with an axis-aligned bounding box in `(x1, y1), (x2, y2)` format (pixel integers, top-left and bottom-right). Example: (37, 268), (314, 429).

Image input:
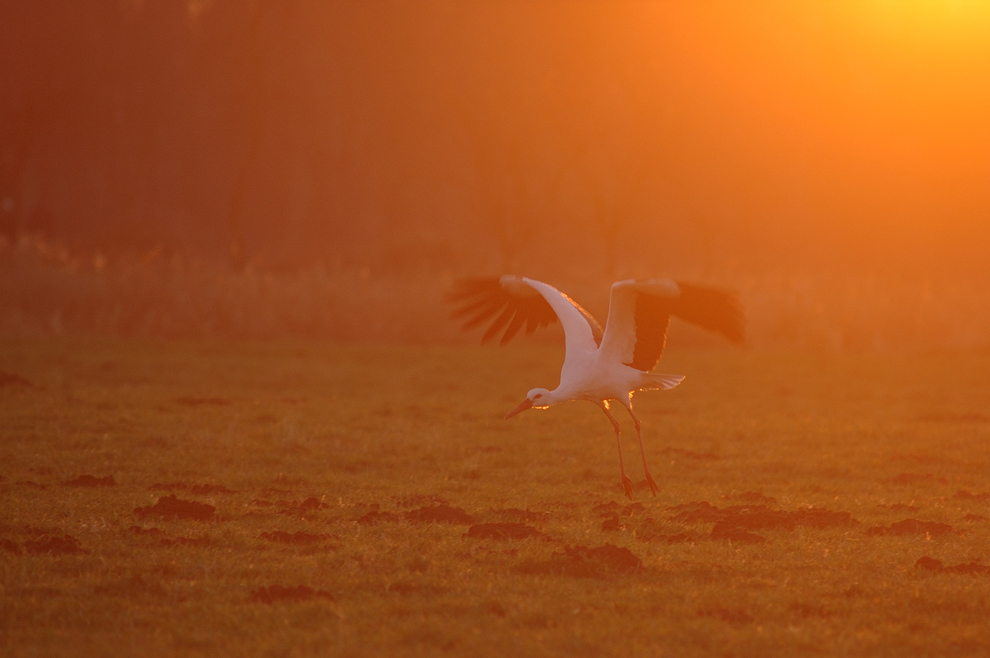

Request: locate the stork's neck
(543, 385), (575, 406)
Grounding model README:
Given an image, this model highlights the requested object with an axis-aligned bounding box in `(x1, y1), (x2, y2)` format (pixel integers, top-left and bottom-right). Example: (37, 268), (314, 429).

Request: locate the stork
(447, 276), (743, 499)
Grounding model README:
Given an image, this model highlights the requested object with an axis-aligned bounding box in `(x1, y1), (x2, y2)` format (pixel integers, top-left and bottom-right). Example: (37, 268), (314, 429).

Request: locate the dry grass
(2, 338), (989, 657)
(0, 235), (458, 343)
(3, 234), (990, 352)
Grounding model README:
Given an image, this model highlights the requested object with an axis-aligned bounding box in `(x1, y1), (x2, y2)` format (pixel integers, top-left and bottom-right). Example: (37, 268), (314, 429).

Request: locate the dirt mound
(128, 526), (167, 537)
(150, 483), (188, 491)
(62, 475), (116, 487)
(24, 535), (86, 555)
(356, 510), (402, 525)
(954, 490), (990, 501)
(890, 473), (945, 485)
(127, 526), (210, 547)
(730, 491), (777, 505)
(295, 497), (326, 510)
(666, 501), (723, 522)
(249, 585), (335, 604)
(669, 502), (858, 531)
(392, 494), (449, 508)
(490, 508), (548, 523)
(866, 519), (954, 537)
(259, 531), (334, 545)
(150, 482), (237, 494)
(519, 544), (642, 579)
(592, 501), (645, 518)
(0, 372), (34, 388)
(464, 523), (545, 540)
(1, 539), (22, 554)
(21, 525), (57, 537)
(404, 504), (474, 525)
(383, 582), (446, 596)
(699, 606), (753, 625)
(638, 532), (699, 544)
(191, 484), (237, 494)
(134, 495), (216, 521)
(673, 504), (792, 529)
(174, 396), (231, 406)
(915, 556), (990, 575)
(557, 544), (642, 576)
(160, 537), (212, 547)
(275, 497), (328, 515)
(386, 582), (419, 594)
(259, 487), (292, 496)
(878, 503), (920, 512)
(718, 508), (796, 531)
(355, 505), (475, 525)
(789, 508), (859, 529)
(602, 517), (628, 532)
(710, 521), (766, 543)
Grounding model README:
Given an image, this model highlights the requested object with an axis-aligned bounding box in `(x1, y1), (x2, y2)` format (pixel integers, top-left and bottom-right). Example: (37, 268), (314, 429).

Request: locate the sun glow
(634, 0), (990, 270)
(858, 0), (990, 39)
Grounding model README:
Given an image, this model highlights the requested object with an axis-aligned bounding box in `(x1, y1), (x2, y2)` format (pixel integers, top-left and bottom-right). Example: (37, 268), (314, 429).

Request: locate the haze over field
(2, 1), (989, 348)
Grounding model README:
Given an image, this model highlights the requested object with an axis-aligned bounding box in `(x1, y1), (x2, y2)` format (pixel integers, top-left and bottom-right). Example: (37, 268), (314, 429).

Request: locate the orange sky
(5, 1), (989, 278)
(402, 0), (990, 277)
(639, 2), (990, 270)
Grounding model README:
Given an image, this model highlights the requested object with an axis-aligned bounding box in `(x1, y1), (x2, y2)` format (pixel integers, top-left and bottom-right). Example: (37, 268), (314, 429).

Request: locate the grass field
(2, 339), (989, 657)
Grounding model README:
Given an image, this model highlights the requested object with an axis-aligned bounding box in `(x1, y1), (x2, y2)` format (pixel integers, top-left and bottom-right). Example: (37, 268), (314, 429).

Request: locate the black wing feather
(523, 311), (542, 335)
(481, 306), (516, 343)
(500, 313), (527, 345)
(623, 281), (743, 372)
(461, 299), (505, 331)
(672, 282), (745, 345)
(445, 277), (560, 345)
(625, 294), (673, 371)
(449, 296), (498, 319)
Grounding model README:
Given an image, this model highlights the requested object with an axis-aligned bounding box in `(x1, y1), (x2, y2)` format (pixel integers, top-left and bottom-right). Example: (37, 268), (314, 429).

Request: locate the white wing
(599, 279), (744, 372)
(598, 279), (679, 371)
(447, 276), (602, 357)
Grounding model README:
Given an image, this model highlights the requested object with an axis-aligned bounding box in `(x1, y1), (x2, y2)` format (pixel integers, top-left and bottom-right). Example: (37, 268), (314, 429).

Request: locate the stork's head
(504, 387), (554, 419)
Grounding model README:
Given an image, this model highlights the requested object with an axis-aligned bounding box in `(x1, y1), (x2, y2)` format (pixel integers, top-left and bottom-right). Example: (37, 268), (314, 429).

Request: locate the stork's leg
(597, 401), (633, 500)
(624, 401), (659, 496)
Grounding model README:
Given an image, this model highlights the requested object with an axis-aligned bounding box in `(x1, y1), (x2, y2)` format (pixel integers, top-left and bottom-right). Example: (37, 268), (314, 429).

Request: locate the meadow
(2, 338), (989, 657)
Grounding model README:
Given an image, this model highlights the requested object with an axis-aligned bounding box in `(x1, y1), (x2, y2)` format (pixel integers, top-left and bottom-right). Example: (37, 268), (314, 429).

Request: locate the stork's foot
(621, 475), (634, 500)
(645, 472), (659, 496)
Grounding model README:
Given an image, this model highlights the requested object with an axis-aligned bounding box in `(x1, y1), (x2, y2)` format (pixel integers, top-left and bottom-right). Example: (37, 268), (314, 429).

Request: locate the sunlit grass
(2, 339), (989, 657)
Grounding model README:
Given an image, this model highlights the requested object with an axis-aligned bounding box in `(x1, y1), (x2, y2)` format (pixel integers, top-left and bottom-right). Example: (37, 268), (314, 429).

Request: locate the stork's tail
(643, 373), (685, 391)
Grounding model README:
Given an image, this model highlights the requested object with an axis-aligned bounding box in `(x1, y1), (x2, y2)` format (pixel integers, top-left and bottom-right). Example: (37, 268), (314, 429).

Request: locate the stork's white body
(548, 356), (657, 407)
(514, 276), (685, 404)
(526, 329), (682, 409)
(448, 274), (743, 499)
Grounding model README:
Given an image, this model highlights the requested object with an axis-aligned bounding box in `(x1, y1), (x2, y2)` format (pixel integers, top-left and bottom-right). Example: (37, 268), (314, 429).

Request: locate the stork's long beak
(504, 398), (533, 419)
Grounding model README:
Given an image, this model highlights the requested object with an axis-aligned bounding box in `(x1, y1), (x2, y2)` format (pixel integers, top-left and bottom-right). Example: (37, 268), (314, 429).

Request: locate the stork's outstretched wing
(599, 279), (744, 372)
(446, 276), (603, 353)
